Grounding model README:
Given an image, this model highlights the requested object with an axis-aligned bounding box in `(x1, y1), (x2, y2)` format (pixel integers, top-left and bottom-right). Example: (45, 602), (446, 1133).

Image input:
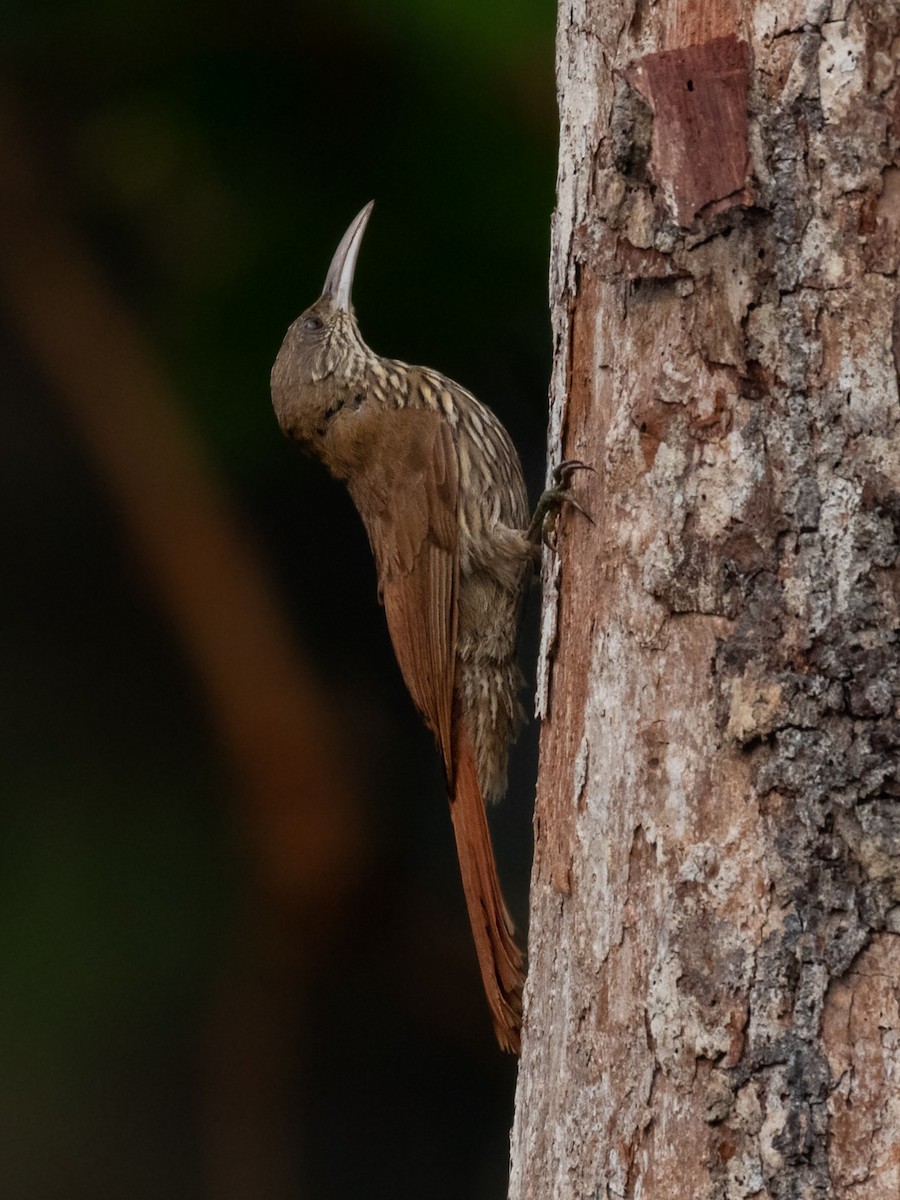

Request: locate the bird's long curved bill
(322, 201), (374, 311)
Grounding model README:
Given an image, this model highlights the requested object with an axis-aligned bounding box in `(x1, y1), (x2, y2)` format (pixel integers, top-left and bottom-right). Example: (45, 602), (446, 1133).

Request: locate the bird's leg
(527, 460), (594, 555)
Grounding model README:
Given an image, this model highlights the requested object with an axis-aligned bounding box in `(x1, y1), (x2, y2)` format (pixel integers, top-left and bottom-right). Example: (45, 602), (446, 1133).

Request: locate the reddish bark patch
(861, 166), (900, 274)
(596, 235), (690, 282)
(823, 936), (900, 1190)
(625, 35), (752, 229)
(631, 394), (682, 469)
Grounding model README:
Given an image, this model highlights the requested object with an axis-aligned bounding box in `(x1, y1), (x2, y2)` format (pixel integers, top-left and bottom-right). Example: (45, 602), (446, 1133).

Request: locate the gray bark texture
(511, 2), (900, 1197)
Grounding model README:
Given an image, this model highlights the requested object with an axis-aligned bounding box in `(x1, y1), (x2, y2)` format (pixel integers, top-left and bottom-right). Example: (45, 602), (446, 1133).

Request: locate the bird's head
(271, 201), (374, 444)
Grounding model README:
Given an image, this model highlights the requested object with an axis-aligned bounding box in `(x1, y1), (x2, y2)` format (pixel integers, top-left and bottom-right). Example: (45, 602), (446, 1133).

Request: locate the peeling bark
(515, 3), (900, 1197)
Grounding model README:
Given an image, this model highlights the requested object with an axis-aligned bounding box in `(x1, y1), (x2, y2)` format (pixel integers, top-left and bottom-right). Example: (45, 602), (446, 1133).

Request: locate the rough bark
(512, 3), (900, 1198)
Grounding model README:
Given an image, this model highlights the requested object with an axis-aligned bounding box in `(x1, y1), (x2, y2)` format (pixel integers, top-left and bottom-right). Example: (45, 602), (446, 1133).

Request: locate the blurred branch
(0, 86), (363, 914)
(0, 86), (367, 1200)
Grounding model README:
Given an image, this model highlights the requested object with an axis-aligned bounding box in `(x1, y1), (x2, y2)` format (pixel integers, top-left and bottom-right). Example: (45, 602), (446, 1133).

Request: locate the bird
(271, 202), (588, 1052)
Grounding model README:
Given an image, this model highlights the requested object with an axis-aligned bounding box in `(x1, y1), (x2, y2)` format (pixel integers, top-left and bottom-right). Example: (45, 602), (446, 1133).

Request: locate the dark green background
(1, 3), (558, 1196)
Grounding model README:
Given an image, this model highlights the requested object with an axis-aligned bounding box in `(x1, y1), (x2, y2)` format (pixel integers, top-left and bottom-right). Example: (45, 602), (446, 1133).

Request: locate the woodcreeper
(271, 203), (587, 1051)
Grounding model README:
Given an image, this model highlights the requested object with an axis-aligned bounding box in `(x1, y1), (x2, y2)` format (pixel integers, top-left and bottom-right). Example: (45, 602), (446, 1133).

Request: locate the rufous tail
(449, 721), (525, 1053)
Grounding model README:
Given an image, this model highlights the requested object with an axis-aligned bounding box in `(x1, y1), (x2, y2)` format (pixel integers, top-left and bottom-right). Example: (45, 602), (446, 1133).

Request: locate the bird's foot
(527, 460), (594, 553)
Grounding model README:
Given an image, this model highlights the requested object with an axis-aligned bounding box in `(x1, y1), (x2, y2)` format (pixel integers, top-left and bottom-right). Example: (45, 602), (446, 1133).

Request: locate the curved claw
(552, 459), (595, 488)
(560, 493), (594, 525)
(528, 459), (595, 549)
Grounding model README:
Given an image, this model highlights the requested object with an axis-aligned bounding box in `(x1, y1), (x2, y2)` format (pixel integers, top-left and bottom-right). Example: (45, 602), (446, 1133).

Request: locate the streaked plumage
(271, 202), (530, 1050)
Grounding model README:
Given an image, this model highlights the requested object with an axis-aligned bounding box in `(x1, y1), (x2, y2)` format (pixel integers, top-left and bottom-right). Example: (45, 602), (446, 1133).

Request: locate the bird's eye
(303, 316), (324, 332)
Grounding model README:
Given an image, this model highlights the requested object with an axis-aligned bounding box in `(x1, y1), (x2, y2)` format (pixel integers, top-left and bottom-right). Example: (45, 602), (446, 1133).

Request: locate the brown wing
(348, 407), (458, 779)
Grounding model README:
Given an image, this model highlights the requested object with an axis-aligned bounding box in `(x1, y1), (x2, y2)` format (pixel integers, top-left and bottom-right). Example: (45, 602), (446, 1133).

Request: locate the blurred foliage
(0, 1), (557, 1197)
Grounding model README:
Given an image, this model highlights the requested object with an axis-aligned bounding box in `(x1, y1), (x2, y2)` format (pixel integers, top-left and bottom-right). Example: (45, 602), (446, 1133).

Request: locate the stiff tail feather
(449, 722), (525, 1053)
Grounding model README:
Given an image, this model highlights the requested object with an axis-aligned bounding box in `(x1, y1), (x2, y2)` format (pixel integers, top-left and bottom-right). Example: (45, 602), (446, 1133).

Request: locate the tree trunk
(511, 3), (900, 1197)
